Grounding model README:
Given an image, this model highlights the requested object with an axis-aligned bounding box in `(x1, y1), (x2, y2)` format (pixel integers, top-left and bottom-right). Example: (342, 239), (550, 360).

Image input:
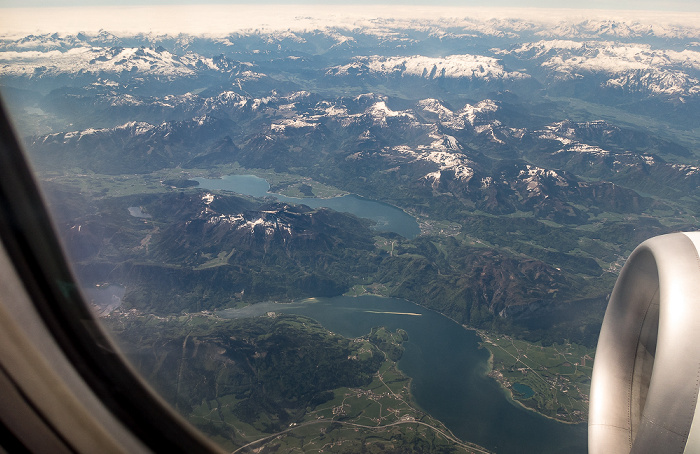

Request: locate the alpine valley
(2, 6), (700, 453)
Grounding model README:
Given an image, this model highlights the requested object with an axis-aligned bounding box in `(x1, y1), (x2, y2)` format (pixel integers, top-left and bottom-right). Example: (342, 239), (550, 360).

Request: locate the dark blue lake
(193, 174), (421, 239)
(219, 295), (587, 454)
(512, 383), (536, 399)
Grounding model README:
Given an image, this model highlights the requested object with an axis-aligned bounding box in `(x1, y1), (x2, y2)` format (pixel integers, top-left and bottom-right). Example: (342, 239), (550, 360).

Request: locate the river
(193, 174), (421, 239)
(219, 295), (587, 454)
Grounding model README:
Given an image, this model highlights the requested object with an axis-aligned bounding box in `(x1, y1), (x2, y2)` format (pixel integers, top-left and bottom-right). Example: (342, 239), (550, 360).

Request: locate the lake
(219, 295), (587, 454)
(193, 174), (421, 239)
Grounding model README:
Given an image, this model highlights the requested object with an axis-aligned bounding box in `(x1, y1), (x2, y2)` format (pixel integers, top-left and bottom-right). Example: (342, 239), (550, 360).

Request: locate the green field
(477, 331), (594, 424)
(196, 323), (487, 453)
(105, 311), (489, 453)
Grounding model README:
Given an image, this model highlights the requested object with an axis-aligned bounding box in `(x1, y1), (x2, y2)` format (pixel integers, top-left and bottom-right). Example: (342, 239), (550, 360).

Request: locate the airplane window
(1, 2), (698, 453)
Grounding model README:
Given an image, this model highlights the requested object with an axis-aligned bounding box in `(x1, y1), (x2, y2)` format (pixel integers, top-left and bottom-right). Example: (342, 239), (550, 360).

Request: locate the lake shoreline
(217, 294), (587, 452)
(341, 290), (586, 427)
(194, 174), (420, 238)
(470, 328), (586, 426)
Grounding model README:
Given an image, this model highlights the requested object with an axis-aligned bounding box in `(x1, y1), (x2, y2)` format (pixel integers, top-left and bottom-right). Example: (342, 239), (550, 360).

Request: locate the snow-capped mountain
(327, 54), (529, 81)
(504, 40), (700, 98)
(0, 44), (259, 78)
(2, 10), (698, 254)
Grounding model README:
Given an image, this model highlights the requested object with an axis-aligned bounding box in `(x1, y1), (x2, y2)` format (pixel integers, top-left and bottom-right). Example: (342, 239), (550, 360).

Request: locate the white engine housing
(589, 232), (700, 453)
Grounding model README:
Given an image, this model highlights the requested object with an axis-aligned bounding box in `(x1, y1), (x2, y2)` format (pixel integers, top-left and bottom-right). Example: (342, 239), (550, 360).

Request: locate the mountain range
(3, 10), (700, 346)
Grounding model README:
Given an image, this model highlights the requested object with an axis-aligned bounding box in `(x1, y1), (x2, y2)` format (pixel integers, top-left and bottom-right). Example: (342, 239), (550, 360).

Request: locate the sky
(0, 0), (699, 11)
(1, 2), (698, 38)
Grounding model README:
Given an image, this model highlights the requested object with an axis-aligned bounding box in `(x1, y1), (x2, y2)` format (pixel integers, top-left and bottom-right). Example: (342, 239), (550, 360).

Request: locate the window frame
(0, 97), (223, 454)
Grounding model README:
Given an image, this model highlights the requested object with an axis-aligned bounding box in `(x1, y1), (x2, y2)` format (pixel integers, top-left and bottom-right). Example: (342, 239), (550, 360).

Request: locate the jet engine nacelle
(589, 232), (700, 454)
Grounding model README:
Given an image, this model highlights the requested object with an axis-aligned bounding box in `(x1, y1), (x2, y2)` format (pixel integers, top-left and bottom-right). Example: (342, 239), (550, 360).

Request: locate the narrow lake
(219, 295), (587, 454)
(193, 174), (421, 239)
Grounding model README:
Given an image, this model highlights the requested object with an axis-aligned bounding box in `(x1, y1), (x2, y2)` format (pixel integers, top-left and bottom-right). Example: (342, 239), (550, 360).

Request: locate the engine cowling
(589, 232), (700, 453)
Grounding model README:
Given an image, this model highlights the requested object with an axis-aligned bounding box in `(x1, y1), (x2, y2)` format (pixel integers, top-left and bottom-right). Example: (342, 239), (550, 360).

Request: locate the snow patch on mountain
(271, 118), (319, 132)
(562, 143), (611, 157)
(604, 71), (700, 96)
(266, 30), (306, 44)
(368, 101), (416, 125)
(207, 212), (293, 237)
(418, 98), (501, 132)
(519, 165), (568, 190)
(507, 40), (700, 96)
(423, 151), (476, 182)
(461, 99), (500, 127)
(389, 143), (476, 183)
(0, 45), (260, 78)
(327, 54), (529, 80)
(42, 121), (156, 144)
(322, 96), (418, 127)
(321, 30), (357, 48)
(671, 164), (700, 176)
(202, 193), (214, 205)
(320, 103), (349, 117)
(531, 19), (700, 40)
(537, 122), (618, 157)
(510, 164), (574, 200)
(204, 91), (249, 111)
(417, 98), (454, 118)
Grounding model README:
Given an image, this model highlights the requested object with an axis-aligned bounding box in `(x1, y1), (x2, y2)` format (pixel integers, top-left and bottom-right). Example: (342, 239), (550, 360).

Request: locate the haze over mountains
(2, 6), (699, 344)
